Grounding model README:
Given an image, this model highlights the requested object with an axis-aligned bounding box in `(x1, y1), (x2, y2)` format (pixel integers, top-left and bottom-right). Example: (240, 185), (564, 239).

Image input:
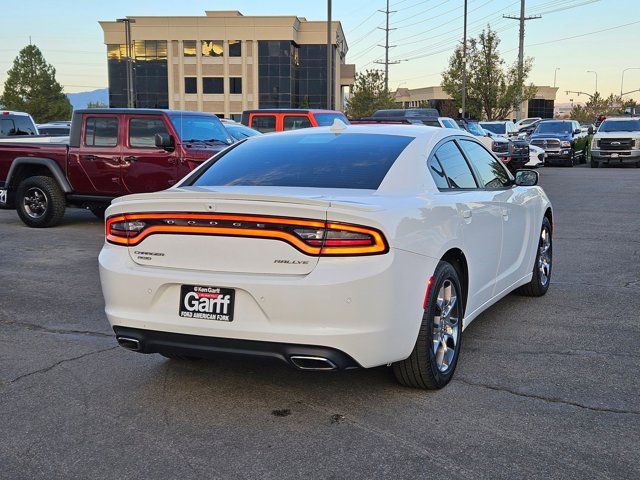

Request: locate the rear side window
(427, 156), (449, 189)
(283, 116), (312, 130)
(0, 118), (16, 136)
(14, 116), (37, 135)
(129, 118), (169, 148)
(85, 117), (118, 147)
(192, 133), (414, 189)
(434, 141), (477, 189)
(251, 115), (276, 133)
(313, 113), (349, 126)
(458, 140), (511, 188)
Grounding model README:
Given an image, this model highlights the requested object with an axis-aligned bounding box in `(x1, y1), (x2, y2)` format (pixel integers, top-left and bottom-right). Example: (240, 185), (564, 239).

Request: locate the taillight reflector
(105, 213), (388, 256)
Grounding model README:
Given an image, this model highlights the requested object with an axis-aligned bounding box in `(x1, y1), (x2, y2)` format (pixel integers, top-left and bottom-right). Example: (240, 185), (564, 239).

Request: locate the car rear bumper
(99, 243), (437, 368)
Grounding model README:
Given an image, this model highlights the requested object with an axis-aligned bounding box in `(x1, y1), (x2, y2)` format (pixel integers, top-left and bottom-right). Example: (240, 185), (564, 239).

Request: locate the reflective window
(459, 140), (511, 188)
(183, 40), (197, 57)
(229, 40), (242, 57)
(191, 133), (414, 189)
(427, 156), (449, 189)
(203, 77), (223, 94)
(129, 118), (169, 148)
(185, 77), (197, 94)
(85, 117), (118, 147)
(250, 115), (277, 133)
(168, 114), (231, 144)
(0, 119), (16, 136)
(202, 40), (223, 57)
(283, 116), (312, 130)
(434, 141), (477, 189)
(229, 77), (242, 94)
(314, 113), (349, 126)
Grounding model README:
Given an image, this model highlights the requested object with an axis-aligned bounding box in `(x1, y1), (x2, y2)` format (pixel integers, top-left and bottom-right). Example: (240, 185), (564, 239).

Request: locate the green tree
(87, 101), (108, 109)
(0, 45), (72, 123)
(442, 27), (536, 120)
(569, 93), (637, 123)
(345, 69), (397, 119)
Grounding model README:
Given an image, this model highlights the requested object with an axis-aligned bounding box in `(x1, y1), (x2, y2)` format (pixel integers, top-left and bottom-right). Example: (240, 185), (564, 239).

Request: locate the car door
(120, 115), (179, 194)
(71, 115), (123, 195)
(458, 139), (536, 294)
(432, 139), (502, 314)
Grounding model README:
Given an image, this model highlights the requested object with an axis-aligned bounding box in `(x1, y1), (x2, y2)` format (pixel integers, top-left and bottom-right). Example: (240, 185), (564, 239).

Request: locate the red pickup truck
(0, 108), (232, 227)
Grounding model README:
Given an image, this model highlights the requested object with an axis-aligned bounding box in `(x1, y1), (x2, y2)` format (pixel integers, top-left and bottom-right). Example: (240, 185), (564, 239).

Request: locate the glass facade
(258, 40), (335, 109)
(528, 99), (555, 119)
(202, 40), (224, 57)
(107, 40), (168, 108)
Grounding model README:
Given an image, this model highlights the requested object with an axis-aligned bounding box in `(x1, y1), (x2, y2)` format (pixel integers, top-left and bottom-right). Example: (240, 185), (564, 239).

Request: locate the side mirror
(573, 128), (581, 134)
(155, 132), (175, 151)
(588, 126), (594, 135)
(514, 169), (538, 187)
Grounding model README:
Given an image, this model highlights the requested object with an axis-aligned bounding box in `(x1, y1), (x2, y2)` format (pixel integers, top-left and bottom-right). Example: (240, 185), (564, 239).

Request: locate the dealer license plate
(179, 285), (235, 322)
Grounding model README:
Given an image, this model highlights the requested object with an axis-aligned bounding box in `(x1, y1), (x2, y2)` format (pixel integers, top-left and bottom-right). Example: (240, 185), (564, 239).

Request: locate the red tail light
(106, 213), (388, 256)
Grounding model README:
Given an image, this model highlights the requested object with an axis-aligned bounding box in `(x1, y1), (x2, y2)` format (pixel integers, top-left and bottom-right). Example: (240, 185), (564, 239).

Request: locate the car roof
(0, 110), (31, 116)
(242, 109), (341, 114)
(73, 108), (217, 116)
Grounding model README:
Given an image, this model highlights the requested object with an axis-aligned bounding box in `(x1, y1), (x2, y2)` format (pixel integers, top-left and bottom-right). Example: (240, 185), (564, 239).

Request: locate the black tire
(89, 205), (107, 220)
(590, 158), (599, 168)
(15, 175), (66, 228)
(393, 261), (463, 390)
(160, 353), (202, 361)
(515, 217), (552, 297)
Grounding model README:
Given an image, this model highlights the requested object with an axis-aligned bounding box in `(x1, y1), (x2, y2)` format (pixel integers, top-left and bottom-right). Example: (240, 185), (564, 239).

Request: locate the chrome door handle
(123, 156), (138, 163)
(82, 154), (97, 161)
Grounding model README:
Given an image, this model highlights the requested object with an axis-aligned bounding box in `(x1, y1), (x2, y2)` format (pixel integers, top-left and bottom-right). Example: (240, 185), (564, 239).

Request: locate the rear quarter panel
(0, 143), (68, 182)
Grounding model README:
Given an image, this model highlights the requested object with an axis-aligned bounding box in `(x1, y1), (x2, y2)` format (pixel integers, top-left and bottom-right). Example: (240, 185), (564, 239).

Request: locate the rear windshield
(313, 113), (349, 126)
(480, 123), (505, 134)
(192, 133), (413, 189)
(168, 114), (231, 144)
(598, 119), (640, 132)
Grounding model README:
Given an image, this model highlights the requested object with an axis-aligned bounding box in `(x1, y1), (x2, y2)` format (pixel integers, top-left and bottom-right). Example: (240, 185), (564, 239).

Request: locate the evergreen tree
(345, 69), (397, 119)
(0, 45), (72, 123)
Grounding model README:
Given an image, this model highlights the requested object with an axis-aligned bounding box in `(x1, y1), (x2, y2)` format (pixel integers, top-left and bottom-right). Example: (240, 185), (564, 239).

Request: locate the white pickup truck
(591, 117), (640, 168)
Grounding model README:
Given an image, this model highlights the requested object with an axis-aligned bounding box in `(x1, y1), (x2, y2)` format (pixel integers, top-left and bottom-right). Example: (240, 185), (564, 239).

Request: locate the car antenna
(330, 118), (348, 133)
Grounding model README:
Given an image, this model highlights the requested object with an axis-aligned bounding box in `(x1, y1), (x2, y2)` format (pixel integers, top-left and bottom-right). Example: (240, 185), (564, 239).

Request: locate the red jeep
(241, 109), (348, 133)
(0, 109), (233, 227)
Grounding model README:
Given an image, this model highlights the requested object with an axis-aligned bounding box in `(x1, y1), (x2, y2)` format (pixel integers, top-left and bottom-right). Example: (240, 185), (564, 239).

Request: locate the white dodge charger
(99, 123), (553, 389)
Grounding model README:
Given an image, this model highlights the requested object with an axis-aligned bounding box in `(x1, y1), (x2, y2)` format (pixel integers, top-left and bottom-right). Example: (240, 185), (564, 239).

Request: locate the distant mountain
(66, 89), (109, 110)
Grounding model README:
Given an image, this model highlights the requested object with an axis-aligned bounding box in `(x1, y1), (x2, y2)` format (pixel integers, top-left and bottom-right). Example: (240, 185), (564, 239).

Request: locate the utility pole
(327, 0), (332, 110)
(461, 0), (468, 119)
(374, 0), (399, 92)
(504, 1), (540, 121)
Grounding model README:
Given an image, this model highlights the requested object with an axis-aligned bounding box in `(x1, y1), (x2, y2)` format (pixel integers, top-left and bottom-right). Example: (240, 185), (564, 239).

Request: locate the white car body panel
(99, 124), (552, 368)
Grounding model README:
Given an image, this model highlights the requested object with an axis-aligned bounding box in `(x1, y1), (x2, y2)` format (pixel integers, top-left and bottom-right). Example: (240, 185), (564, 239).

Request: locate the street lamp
(586, 70), (598, 94)
(117, 18), (136, 108)
(553, 68), (560, 87)
(621, 67), (640, 96)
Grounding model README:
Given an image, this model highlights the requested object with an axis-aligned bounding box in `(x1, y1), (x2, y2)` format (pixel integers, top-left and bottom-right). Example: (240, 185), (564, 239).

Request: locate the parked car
(99, 124), (553, 390)
(222, 122), (261, 142)
(590, 116), (640, 168)
(0, 108), (233, 227)
(529, 120), (590, 167)
(241, 109), (349, 133)
(37, 122), (71, 136)
(0, 111), (38, 137)
(459, 119), (530, 172)
(479, 120), (518, 138)
(580, 123), (596, 134)
(526, 144), (546, 168)
(516, 119), (542, 141)
(514, 117), (542, 131)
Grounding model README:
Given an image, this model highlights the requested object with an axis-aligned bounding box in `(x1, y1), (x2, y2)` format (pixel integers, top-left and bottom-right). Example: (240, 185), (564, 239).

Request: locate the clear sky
(1, 0), (638, 104)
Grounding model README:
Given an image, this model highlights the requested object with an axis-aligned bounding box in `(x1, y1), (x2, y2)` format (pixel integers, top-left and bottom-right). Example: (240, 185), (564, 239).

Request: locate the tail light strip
(106, 213), (388, 256)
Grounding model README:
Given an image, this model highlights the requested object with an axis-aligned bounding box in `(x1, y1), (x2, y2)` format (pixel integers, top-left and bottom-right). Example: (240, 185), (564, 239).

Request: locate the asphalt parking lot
(1, 165), (639, 479)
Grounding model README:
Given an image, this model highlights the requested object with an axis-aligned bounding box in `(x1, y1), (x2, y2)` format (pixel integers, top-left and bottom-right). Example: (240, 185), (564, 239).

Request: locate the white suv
(591, 117), (640, 168)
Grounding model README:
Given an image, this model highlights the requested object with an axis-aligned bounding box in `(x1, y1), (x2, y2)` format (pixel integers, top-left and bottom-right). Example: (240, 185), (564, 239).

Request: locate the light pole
(621, 67), (640, 96)
(553, 68), (560, 87)
(326, 0), (332, 110)
(586, 70), (598, 94)
(117, 18), (136, 108)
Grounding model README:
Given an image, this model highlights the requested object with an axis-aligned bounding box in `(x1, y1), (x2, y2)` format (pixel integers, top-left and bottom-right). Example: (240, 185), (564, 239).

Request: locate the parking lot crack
(7, 346), (117, 385)
(0, 317), (112, 339)
(455, 378), (640, 415)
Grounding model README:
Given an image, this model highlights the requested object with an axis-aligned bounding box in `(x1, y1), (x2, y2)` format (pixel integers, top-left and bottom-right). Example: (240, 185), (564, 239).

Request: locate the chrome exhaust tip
(117, 336), (141, 352)
(289, 355), (337, 371)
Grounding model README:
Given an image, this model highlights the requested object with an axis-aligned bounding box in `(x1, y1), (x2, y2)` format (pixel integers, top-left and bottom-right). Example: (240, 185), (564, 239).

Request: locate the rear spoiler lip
(110, 189), (384, 212)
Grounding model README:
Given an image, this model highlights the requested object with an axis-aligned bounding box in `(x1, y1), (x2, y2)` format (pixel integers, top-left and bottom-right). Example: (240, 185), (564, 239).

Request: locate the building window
(229, 77), (242, 94)
(183, 40), (197, 57)
(229, 40), (242, 57)
(202, 40), (223, 57)
(185, 77), (197, 94)
(203, 77), (224, 94)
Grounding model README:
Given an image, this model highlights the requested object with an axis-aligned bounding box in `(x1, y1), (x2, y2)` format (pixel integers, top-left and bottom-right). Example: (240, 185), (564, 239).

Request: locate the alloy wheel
(538, 226), (552, 286)
(23, 187), (48, 219)
(432, 280), (460, 373)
